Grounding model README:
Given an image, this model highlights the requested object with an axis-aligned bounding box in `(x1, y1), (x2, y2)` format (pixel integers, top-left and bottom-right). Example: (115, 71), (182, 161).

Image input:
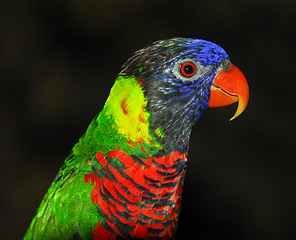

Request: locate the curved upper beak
(208, 64), (249, 121)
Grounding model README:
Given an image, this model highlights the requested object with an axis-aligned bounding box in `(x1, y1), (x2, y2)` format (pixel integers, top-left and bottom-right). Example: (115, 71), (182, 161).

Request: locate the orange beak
(208, 64), (249, 121)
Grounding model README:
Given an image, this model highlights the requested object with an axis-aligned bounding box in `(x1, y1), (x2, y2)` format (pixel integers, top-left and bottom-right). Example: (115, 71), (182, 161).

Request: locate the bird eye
(172, 59), (200, 82)
(181, 62), (196, 77)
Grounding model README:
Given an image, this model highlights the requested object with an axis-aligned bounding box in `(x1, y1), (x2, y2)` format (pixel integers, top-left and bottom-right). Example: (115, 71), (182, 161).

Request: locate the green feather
(24, 75), (161, 239)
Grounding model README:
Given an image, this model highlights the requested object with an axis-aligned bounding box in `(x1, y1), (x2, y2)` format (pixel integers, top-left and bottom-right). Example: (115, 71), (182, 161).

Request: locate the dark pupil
(184, 64), (194, 75)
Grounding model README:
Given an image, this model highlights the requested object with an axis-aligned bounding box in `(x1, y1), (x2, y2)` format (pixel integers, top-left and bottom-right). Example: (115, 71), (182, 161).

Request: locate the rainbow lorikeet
(24, 38), (249, 240)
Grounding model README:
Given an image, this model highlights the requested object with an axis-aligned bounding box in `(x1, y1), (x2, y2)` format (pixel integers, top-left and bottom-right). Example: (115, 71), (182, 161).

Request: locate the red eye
(180, 62), (196, 77)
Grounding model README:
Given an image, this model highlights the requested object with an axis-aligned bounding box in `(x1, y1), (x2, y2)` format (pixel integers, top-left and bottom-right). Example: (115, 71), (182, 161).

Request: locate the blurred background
(1, 0), (295, 239)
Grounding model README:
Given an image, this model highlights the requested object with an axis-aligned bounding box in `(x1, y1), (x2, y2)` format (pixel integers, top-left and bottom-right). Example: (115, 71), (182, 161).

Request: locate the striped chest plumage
(85, 149), (187, 239)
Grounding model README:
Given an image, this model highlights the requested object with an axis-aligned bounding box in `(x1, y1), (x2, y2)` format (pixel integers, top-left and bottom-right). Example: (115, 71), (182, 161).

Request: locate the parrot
(24, 38), (249, 240)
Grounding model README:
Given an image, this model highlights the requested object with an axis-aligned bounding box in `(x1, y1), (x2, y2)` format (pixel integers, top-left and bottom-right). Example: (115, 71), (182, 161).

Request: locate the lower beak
(208, 64), (249, 121)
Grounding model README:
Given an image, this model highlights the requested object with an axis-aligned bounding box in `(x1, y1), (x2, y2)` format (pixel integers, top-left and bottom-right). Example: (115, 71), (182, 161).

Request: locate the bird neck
(73, 75), (161, 159)
(73, 75), (193, 159)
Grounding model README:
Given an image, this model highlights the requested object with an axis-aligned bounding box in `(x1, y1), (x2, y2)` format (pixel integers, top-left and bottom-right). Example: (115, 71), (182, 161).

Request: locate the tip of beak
(229, 95), (248, 121)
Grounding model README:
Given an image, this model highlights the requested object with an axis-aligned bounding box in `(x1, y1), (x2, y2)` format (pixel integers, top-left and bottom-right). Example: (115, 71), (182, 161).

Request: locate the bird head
(118, 38), (249, 151)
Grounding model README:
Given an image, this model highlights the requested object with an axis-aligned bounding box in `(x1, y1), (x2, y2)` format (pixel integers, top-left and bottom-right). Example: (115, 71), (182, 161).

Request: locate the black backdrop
(1, 1), (295, 239)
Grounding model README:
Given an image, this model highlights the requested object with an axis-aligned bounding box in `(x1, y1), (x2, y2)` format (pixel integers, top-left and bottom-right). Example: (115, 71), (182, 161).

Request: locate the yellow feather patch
(103, 75), (151, 143)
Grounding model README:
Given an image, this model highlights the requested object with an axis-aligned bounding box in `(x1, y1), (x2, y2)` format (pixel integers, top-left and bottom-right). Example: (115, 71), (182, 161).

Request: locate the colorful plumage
(24, 38), (249, 240)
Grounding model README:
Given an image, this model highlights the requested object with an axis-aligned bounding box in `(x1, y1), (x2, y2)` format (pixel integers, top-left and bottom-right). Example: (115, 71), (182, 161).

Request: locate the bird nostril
(221, 59), (231, 70)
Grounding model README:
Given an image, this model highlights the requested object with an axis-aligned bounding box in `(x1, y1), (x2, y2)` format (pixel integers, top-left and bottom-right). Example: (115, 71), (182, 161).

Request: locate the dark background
(1, 0), (295, 239)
